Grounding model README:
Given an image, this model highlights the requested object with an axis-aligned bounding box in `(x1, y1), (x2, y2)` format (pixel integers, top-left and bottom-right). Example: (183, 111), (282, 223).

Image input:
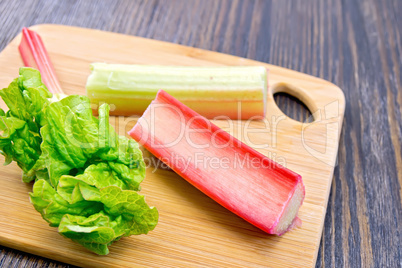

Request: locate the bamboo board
(0, 25), (345, 268)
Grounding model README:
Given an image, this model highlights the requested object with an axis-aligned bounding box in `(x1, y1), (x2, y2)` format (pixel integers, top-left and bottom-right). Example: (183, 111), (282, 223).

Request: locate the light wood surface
(0, 25), (345, 268)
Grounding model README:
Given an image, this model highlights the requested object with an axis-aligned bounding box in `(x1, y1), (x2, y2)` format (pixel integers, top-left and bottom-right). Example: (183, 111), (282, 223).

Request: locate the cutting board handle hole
(272, 84), (314, 123)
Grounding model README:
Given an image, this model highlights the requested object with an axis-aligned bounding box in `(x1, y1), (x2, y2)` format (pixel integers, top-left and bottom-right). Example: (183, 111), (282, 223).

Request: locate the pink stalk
(19, 27), (64, 94)
(129, 90), (305, 235)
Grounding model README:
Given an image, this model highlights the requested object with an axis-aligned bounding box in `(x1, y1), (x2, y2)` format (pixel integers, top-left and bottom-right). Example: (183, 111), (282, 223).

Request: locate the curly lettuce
(0, 68), (158, 255)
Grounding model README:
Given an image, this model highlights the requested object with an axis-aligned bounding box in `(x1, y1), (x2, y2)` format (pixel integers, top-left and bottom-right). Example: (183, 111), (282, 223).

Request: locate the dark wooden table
(0, 0), (401, 267)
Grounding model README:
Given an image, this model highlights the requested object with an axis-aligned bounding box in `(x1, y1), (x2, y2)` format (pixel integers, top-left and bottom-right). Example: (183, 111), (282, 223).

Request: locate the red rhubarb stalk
(19, 27), (64, 94)
(129, 90), (305, 235)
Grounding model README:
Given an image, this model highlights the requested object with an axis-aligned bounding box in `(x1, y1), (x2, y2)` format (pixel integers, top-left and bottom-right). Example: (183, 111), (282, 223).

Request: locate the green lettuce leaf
(1, 67), (157, 255)
(35, 95), (99, 186)
(58, 186), (158, 255)
(0, 68), (51, 181)
(0, 68), (51, 132)
(30, 179), (103, 227)
(59, 212), (121, 255)
(0, 116), (40, 172)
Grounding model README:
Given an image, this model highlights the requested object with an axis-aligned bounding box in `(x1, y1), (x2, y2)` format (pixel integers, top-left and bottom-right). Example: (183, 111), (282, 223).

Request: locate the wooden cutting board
(0, 25), (345, 268)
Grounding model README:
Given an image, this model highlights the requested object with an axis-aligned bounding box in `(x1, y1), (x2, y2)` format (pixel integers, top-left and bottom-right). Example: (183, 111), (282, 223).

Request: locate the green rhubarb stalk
(86, 63), (268, 119)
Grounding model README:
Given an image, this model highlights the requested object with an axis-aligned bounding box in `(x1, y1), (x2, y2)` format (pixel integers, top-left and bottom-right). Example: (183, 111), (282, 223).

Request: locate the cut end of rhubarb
(272, 179), (305, 235)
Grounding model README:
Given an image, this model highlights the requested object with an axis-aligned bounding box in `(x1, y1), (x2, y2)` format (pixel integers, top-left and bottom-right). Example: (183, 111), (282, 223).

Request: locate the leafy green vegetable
(0, 68), (157, 255)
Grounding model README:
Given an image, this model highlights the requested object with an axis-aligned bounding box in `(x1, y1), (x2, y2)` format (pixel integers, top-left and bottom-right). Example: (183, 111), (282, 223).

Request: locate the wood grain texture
(0, 0), (400, 267)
